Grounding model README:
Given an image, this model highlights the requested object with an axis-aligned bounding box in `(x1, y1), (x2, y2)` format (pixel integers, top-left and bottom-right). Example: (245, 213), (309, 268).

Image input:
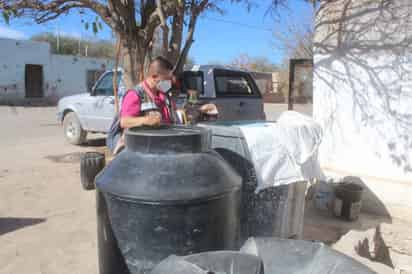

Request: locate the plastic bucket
(334, 183), (364, 221)
(313, 180), (335, 212)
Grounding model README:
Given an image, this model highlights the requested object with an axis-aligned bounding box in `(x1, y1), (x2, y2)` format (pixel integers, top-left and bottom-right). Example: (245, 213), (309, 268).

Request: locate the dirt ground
(0, 106), (100, 274)
(0, 105), (410, 274)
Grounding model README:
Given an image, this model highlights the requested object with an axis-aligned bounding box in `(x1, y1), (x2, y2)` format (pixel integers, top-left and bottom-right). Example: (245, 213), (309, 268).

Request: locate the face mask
(156, 80), (172, 92)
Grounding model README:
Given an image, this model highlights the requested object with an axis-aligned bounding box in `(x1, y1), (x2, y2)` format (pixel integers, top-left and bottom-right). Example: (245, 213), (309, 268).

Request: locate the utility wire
(202, 16), (273, 32)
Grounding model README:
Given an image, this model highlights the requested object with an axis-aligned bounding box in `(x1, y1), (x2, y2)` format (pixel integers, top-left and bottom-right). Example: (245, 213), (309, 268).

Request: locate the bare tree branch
(140, 0), (156, 29)
(0, 0), (120, 30)
(175, 0), (209, 73)
(155, 0), (169, 54)
(155, 0), (167, 26)
(0, 0), (259, 86)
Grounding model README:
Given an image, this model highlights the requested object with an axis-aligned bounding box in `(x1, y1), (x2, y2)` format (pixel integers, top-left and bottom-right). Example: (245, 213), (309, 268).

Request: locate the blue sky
(0, 0), (313, 65)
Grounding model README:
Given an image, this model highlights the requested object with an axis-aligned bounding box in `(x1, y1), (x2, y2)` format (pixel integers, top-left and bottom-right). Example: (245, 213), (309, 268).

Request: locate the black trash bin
(95, 126), (242, 274)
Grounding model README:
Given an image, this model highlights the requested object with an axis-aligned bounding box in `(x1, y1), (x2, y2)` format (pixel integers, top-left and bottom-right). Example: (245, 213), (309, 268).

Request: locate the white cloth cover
(239, 111), (324, 192)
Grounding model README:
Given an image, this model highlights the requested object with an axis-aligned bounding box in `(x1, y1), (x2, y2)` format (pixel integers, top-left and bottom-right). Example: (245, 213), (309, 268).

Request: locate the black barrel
(95, 126), (242, 274)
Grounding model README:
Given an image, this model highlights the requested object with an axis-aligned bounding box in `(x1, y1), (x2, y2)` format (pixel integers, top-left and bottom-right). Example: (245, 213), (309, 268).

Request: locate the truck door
(90, 72), (119, 132)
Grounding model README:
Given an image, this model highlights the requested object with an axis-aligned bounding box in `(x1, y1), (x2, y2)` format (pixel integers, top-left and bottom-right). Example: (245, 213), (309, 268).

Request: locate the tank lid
(95, 150), (241, 203)
(125, 125), (210, 153)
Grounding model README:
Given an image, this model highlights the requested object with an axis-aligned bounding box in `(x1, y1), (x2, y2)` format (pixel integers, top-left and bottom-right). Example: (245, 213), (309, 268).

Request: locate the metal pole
(56, 26), (60, 53)
(288, 59), (295, 110)
(113, 38), (121, 114)
(78, 37), (81, 56)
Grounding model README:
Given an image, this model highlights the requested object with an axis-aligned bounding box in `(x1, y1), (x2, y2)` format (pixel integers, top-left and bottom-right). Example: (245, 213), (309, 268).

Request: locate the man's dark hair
(147, 56), (173, 77)
(152, 56), (173, 71)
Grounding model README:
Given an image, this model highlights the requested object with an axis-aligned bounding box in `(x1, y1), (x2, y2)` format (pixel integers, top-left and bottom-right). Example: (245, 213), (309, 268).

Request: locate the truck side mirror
(88, 86), (95, 96)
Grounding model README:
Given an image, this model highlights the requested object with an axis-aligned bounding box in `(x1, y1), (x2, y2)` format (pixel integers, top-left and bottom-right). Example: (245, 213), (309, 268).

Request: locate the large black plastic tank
(95, 126), (242, 274)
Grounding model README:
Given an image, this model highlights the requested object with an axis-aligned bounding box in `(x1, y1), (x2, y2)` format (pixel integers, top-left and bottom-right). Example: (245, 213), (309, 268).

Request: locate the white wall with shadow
(313, 0), (412, 215)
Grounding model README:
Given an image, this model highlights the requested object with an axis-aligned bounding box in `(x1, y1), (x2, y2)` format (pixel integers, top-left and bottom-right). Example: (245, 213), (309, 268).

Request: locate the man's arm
(120, 114), (160, 129)
(120, 90), (161, 129)
(120, 116), (147, 129)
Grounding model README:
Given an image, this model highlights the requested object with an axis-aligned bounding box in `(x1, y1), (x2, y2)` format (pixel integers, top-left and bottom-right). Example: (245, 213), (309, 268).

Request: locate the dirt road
(0, 106), (100, 274)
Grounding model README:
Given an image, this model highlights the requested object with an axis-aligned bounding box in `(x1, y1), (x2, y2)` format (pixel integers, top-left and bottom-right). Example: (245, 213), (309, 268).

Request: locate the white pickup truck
(57, 65), (266, 145)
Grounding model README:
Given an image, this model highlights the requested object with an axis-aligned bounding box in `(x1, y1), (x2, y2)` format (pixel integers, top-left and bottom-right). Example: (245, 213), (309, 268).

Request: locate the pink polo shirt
(120, 81), (173, 124)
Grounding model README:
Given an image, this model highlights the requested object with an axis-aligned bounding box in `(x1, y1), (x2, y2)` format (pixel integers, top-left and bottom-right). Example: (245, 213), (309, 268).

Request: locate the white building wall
(313, 0), (412, 216)
(0, 38), (51, 100)
(0, 38), (113, 104)
(50, 55), (112, 98)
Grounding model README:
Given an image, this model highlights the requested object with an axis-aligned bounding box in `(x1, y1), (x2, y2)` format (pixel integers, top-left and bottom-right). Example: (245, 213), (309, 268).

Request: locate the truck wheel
(80, 152), (105, 190)
(63, 112), (87, 145)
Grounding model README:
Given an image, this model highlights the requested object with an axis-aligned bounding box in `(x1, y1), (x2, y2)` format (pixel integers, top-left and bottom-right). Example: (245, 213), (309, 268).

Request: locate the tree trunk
(174, 6), (199, 74)
(167, 2), (185, 64)
(119, 36), (146, 89)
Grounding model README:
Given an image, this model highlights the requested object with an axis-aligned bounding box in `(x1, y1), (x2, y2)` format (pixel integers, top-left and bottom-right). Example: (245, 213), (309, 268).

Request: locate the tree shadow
(314, 0), (412, 173)
(311, 6), (411, 268)
(355, 225), (394, 268)
(0, 217), (46, 236)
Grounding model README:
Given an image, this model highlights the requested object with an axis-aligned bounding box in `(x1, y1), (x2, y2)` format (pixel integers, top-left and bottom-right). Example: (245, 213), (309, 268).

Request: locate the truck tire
(63, 112), (87, 145)
(80, 152), (105, 190)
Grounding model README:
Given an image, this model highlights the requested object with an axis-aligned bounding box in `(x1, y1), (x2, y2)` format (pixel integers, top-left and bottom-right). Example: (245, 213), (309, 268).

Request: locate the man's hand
(143, 112), (161, 126)
(120, 112), (161, 129)
(199, 103), (218, 115)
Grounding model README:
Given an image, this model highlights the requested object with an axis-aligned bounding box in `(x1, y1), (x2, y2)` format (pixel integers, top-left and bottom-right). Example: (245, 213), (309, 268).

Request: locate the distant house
(0, 38), (113, 105)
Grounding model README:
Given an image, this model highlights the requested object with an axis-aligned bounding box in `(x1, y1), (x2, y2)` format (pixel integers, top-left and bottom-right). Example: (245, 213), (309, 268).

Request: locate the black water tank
(95, 126), (242, 274)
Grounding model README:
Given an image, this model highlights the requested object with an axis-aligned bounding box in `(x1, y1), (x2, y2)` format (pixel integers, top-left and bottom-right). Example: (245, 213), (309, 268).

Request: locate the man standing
(107, 56), (217, 154)
(120, 57), (175, 129)
(107, 56), (174, 154)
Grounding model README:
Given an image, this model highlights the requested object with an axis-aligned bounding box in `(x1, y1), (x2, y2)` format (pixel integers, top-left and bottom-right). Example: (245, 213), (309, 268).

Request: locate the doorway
(288, 59), (313, 116)
(25, 64), (44, 98)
